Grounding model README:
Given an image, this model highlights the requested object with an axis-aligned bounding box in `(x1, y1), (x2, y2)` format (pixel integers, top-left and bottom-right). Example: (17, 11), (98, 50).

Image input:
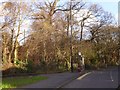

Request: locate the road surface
(21, 72), (81, 88)
(62, 67), (119, 88)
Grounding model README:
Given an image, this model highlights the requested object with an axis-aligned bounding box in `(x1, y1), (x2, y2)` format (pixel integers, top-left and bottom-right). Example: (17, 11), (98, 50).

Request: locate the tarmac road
(62, 67), (119, 88)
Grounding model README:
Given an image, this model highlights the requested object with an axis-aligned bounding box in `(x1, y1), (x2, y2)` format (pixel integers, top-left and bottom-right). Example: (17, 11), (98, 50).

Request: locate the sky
(87, 0), (119, 23)
(0, 0), (119, 22)
(59, 0), (119, 23)
(0, 0), (119, 44)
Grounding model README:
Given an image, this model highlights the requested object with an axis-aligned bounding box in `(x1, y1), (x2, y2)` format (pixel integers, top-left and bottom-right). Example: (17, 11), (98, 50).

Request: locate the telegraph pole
(70, 0), (73, 72)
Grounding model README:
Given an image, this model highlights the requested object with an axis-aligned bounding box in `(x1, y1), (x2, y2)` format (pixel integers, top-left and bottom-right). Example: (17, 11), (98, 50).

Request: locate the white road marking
(77, 72), (91, 80)
(110, 71), (114, 82)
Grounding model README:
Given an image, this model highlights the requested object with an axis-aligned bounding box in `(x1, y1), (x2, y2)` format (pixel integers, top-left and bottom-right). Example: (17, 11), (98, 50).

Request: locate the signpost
(78, 52), (85, 71)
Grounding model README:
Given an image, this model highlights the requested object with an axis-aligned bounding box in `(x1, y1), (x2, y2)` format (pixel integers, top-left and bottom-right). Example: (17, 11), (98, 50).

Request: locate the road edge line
(56, 71), (91, 89)
(77, 72), (91, 80)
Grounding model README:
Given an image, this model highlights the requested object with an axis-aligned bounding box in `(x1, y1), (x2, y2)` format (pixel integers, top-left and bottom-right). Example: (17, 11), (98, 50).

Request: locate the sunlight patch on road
(77, 72), (91, 80)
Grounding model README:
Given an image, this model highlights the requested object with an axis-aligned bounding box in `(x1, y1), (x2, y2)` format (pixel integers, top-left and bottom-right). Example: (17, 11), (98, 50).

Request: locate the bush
(25, 60), (35, 73)
(2, 67), (27, 76)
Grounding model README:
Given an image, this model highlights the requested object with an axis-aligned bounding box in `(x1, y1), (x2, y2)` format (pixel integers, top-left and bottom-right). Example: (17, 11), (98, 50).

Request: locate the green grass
(2, 75), (47, 88)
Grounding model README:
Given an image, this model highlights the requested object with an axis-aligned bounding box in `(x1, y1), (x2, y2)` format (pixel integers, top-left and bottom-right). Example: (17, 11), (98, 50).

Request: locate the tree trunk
(67, 15), (69, 36)
(80, 21), (84, 41)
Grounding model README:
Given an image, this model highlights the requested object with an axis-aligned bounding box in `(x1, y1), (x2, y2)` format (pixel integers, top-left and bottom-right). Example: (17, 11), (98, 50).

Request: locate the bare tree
(1, 2), (29, 68)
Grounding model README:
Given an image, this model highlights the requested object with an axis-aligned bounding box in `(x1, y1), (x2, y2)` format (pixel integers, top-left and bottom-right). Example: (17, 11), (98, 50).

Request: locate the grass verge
(2, 75), (47, 88)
